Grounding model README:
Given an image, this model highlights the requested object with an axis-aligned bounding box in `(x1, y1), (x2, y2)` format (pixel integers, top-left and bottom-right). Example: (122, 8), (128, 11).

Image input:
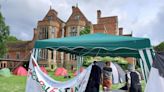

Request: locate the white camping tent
(96, 62), (125, 84)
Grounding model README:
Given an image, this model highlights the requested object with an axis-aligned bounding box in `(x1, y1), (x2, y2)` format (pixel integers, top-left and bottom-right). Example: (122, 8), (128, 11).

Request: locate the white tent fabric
(139, 48), (154, 82)
(145, 52), (164, 92)
(111, 62), (119, 84)
(26, 55), (92, 92)
(113, 63), (125, 83)
(145, 68), (164, 92)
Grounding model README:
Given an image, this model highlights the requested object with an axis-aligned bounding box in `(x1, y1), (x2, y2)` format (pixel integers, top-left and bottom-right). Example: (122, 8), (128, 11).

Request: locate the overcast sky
(0, 0), (164, 45)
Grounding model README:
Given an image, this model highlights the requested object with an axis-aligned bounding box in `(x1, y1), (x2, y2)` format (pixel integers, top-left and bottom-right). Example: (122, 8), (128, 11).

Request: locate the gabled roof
(66, 6), (90, 25)
(7, 41), (32, 50)
(42, 8), (64, 23)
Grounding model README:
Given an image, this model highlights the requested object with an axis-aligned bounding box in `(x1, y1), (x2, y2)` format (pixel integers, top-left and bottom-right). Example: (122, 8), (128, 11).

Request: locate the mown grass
(0, 72), (145, 92)
(48, 71), (74, 81)
(0, 75), (27, 92)
(0, 71), (74, 92)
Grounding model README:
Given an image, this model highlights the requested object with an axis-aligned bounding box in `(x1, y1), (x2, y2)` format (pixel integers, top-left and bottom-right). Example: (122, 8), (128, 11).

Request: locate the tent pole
(34, 49), (39, 62)
(81, 56), (82, 66)
(146, 48), (153, 66)
(30, 49), (35, 63)
(139, 49), (150, 81)
(77, 55), (84, 75)
(77, 55), (79, 75)
(139, 59), (147, 82)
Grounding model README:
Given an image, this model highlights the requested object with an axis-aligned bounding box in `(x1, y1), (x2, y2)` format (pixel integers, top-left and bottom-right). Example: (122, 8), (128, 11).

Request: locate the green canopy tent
(34, 33), (154, 82)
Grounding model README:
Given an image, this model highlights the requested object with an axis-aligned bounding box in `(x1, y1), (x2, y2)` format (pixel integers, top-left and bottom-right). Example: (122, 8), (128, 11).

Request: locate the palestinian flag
(145, 52), (164, 92)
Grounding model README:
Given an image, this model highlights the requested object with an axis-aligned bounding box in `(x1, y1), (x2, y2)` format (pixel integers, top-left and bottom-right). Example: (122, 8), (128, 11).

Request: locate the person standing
(126, 64), (142, 92)
(102, 61), (113, 92)
(85, 61), (102, 92)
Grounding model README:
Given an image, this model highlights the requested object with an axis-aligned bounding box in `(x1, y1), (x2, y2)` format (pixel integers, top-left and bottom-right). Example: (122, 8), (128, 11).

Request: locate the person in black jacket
(122, 64), (142, 92)
(85, 61), (102, 92)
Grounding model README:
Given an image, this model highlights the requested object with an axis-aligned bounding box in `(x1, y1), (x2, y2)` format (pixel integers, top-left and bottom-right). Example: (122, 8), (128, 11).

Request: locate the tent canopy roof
(34, 33), (151, 57)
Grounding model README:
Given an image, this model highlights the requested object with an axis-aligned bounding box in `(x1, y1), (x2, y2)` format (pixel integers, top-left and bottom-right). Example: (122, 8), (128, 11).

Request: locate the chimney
(50, 6), (52, 10)
(72, 6), (76, 12)
(48, 6), (58, 16)
(97, 10), (101, 23)
(119, 27), (123, 35)
(97, 10), (101, 19)
(32, 28), (38, 40)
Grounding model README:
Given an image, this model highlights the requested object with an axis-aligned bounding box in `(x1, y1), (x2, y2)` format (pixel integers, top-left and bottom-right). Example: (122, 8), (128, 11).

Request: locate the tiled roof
(66, 6), (91, 25)
(43, 9), (64, 23)
(7, 41), (32, 49)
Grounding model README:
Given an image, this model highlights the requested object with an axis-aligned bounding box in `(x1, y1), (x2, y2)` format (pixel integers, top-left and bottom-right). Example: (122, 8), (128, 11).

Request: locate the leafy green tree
(0, 11), (10, 58)
(154, 42), (164, 52)
(6, 35), (20, 42)
(80, 26), (91, 35)
(79, 26), (92, 66)
(82, 56), (93, 66)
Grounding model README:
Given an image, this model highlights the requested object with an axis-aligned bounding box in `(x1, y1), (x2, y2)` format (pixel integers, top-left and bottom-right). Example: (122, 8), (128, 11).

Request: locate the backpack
(127, 71), (141, 87)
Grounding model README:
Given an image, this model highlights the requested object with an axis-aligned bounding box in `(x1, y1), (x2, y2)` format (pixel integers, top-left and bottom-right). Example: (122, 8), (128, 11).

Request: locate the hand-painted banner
(26, 55), (92, 92)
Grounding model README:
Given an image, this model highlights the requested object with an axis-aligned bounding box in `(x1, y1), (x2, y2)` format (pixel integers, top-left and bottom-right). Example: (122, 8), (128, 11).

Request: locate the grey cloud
(1, 0), (51, 40)
(148, 7), (164, 45)
(134, 6), (164, 45)
(0, 0), (164, 45)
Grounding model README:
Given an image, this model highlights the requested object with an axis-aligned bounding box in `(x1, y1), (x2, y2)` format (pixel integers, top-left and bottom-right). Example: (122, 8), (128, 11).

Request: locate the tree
(79, 26), (92, 66)
(0, 11), (10, 58)
(6, 35), (20, 42)
(80, 26), (91, 35)
(154, 42), (164, 52)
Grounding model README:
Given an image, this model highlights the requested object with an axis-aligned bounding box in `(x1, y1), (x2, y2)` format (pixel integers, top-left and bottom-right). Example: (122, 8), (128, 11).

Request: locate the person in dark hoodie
(85, 61), (102, 92)
(120, 64), (142, 92)
(127, 64), (142, 92)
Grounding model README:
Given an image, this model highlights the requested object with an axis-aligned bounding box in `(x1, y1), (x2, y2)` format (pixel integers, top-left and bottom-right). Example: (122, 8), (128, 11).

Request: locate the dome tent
(0, 68), (11, 77)
(13, 66), (27, 76)
(54, 67), (68, 76)
(40, 66), (48, 74)
(96, 61), (125, 84)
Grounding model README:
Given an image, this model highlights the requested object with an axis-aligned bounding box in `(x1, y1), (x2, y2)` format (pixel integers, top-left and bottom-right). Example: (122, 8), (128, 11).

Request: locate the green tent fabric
(0, 68), (11, 77)
(33, 33), (154, 82)
(34, 33), (151, 58)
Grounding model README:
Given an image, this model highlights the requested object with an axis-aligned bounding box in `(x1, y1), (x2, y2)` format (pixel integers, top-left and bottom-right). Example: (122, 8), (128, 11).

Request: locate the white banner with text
(26, 55), (92, 92)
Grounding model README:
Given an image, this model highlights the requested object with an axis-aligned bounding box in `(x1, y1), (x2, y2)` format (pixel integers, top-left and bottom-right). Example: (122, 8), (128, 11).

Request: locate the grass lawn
(0, 72), (145, 92)
(0, 75), (27, 92)
(0, 71), (74, 92)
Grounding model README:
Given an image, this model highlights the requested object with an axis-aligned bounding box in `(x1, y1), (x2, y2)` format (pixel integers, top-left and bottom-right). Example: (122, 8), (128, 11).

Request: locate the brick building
(0, 6), (132, 69)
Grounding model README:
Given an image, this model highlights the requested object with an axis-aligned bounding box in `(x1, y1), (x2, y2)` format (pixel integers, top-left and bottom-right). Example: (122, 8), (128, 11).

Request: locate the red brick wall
(7, 49), (30, 60)
(93, 16), (118, 35)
